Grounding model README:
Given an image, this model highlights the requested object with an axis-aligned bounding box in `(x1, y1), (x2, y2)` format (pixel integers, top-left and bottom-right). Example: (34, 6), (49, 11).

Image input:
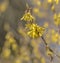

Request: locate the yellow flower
(12, 43), (18, 51)
(21, 11), (35, 22)
(41, 57), (46, 63)
(33, 8), (39, 14)
(14, 58), (22, 63)
(37, 1), (41, 6)
(0, 1), (8, 13)
(55, 0), (59, 4)
(9, 37), (16, 44)
(51, 5), (55, 12)
(5, 32), (16, 44)
(54, 13), (57, 20)
(48, 0), (53, 3)
(51, 33), (59, 42)
(26, 24), (45, 38)
(2, 48), (11, 59)
(48, 0), (59, 4)
(54, 13), (60, 26)
(5, 32), (13, 40)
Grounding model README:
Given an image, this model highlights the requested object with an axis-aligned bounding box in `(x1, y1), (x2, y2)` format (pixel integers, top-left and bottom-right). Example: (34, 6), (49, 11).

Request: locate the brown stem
(41, 36), (60, 61)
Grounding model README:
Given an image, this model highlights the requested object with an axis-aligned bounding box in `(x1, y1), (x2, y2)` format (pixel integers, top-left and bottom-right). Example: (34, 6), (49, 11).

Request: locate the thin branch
(41, 36), (60, 61)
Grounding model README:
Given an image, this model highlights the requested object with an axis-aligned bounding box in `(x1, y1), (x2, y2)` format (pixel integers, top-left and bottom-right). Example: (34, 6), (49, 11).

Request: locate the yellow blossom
(55, 0), (59, 4)
(48, 0), (53, 3)
(12, 43), (18, 51)
(2, 48), (11, 59)
(21, 11), (35, 22)
(26, 23), (45, 38)
(51, 5), (55, 12)
(41, 57), (46, 63)
(33, 8), (39, 14)
(37, 1), (41, 6)
(54, 13), (60, 26)
(51, 33), (59, 42)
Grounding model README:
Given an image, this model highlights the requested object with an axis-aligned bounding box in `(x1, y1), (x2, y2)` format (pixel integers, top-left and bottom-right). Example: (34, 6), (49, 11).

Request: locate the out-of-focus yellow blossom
(8, 37), (16, 44)
(54, 13), (57, 20)
(2, 48), (11, 59)
(4, 41), (11, 48)
(18, 27), (27, 38)
(12, 43), (18, 51)
(5, 32), (16, 44)
(0, 1), (9, 13)
(51, 33), (59, 42)
(54, 13), (60, 26)
(51, 29), (55, 34)
(48, 0), (52, 3)
(37, 1), (41, 6)
(41, 57), (46, 63)
(48, 0), (59, 4)
(33, 8), (39, 14)
(5, 32), (13, 40)
(14, 58), (22, 63)
(33, 48), (41, 59)
(26, 23), (45, 38)
(51, 29), (59, 42)
(21, 11), (35, 22)
(20, 47), (30, 61)
(55, 0), (59, 4)
(51, 5), (55, 12)
(46, 29), (59, 43)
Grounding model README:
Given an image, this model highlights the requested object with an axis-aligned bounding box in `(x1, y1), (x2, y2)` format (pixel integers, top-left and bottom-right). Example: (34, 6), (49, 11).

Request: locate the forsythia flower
(51, 5), (55, 12)
(5, 32), (16, 44)
(37, 1), (41, 6)
(48, 0), (59, 4)
(2, 48), (11, 59)
(51, 32), (59, 42)
(33, 8), (39, 14)
(41, 57), (46, 63)
(54, 13), (60, 26)
(48, 0), (53, 3)
(26, 23), (45, 38)
(21, 11), (35, 22)
(55, 0), (59, 4)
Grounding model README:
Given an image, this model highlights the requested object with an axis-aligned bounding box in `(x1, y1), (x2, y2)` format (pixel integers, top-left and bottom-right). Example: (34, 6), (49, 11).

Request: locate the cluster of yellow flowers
(46, 29), (59, 43)
(21, 8), (45, 38)
(54, 13), (60, 26)
(20, 6), (47, 62)
(26, 23), (45, 38)
(51, 30), (59, 42)
(21, 11), (35, 22)
(1, 32), (19, 59)
(48, 0), (59, 12)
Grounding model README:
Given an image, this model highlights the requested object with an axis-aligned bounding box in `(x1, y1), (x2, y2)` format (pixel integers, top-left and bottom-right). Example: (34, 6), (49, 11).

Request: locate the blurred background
(0, 0), (60, 63)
